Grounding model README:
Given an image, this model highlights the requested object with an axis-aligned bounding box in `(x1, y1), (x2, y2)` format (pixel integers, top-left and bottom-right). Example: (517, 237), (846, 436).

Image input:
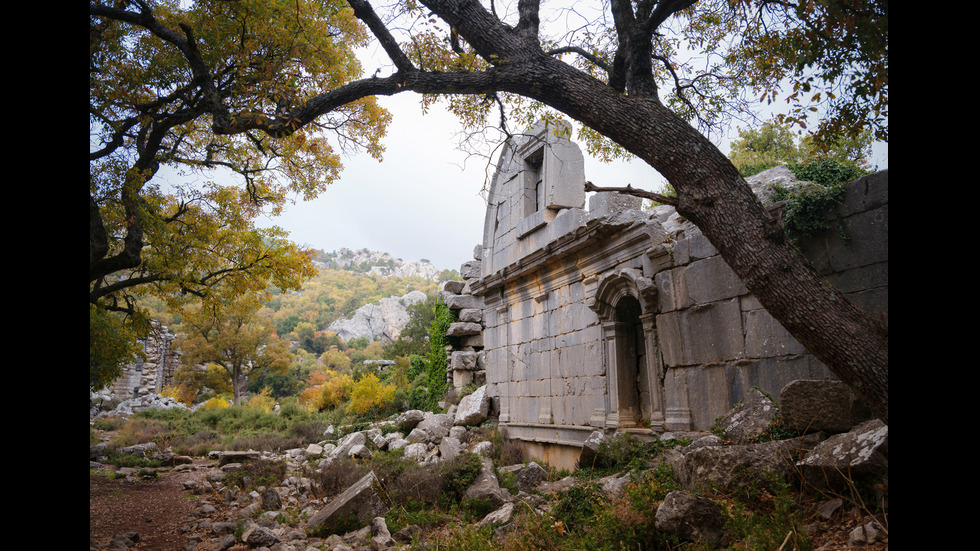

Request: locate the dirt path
(89, 460), (213, 550)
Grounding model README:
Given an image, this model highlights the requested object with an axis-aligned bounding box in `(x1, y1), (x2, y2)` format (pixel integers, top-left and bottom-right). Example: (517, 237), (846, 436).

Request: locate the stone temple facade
(440, 120), (888, 469)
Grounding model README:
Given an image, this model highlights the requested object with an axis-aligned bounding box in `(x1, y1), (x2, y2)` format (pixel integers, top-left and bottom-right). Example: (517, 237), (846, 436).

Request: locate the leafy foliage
(298, 369), (355, 412)
(402, 297), (456, 412)
(90, 304), (147, 391)
(178, 296), (292, 406)
(730, 0), (888, 144)
(761, 159), (869, 244)
(346, 373), (397, 417)
(90, 0), (391, 370)
(729, 120), (874, 177)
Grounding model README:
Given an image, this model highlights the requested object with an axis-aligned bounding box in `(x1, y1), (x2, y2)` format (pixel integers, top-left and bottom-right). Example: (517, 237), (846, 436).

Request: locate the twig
(584, 181), (678, 207)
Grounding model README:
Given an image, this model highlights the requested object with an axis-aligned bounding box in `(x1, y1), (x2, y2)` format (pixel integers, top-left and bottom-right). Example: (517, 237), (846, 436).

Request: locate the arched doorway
(614, 295), (647, 427)
(589, 269), (666, 431)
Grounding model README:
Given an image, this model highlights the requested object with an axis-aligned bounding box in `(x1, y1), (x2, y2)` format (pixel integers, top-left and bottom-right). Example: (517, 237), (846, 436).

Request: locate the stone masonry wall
(110, 320), (182, 398)
(441, 121), (887, 455)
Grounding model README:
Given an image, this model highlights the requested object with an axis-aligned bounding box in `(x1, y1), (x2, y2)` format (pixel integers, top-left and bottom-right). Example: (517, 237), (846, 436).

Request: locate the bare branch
(584, 180), (678, 207)
(546, 46), (612, 74)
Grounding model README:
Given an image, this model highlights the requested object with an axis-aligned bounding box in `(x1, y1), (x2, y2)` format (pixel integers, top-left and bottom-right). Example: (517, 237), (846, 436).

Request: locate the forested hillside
(145, 248), (456, 332)
(136, 248), (460, 412)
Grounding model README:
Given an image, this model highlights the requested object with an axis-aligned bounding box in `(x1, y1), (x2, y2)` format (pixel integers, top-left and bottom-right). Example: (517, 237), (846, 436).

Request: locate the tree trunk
(494, 58), (889, 423)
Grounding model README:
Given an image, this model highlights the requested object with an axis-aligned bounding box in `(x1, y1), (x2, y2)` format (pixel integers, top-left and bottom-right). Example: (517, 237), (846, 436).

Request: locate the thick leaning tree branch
(353, 0), (888, 424)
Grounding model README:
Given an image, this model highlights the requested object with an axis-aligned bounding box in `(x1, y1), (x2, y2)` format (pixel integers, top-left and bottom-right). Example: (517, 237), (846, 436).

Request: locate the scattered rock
(454, 385), (490, 427)
(515, 462), (548, 493)
(478, 502), (514, 527)
(305, 471), (391, 537)
(655, 490), (726, 547)
(713, 387), (777, 443)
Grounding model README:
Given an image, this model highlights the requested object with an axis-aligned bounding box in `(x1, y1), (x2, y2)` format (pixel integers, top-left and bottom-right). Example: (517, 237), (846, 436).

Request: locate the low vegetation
(91, 396), (886, 551)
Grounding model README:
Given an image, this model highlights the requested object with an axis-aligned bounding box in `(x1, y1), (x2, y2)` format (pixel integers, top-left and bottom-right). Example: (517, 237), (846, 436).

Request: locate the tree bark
(536, 59), (889, 423)
(401, 0), (890, 423)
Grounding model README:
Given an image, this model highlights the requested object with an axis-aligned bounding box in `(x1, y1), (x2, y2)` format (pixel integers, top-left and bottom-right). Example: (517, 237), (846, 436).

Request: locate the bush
(346, 373), (397, 417)
(243, 388), (276, 414)
(438, 452), (483, 507)
(222, 458), (287, 494)
(160, 383), (197, 406)
(311, 456), (371, 499)
(299, 370), (354, 412)
(203, 396), (232, 410)
(762, 158), (870, 244)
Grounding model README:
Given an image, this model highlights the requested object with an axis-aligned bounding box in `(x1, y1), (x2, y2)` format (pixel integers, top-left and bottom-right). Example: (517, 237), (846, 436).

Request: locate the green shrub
(580, 433), (688, 477)
(439, 452), (483, 507)
(762, 158), (869, 244)
(222, 458), (287, 494)
(404, 298), (456, 412)
(723, 472), (811, 550)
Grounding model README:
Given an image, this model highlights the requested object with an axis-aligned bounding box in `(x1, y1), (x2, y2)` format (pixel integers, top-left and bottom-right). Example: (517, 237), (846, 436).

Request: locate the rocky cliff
(326, 290), (428, 343)
(313, 248), (442, 281)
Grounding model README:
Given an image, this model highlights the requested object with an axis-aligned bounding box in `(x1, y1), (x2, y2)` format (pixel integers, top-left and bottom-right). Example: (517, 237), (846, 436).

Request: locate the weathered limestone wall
(110, 320), (182, 398)
(444, 120), (887, 466)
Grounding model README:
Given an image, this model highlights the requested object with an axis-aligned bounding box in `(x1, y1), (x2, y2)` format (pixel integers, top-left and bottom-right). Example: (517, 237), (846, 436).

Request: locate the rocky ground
(89, 452), (887, 551)
(90, 386), (888, 550)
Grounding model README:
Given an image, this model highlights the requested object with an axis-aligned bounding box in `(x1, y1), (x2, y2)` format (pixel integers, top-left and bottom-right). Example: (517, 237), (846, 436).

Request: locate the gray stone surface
(454, 385), (490, 426)
(327, 290), (427, 343)
(713, 387), (777, 444)
(305, 471), (391, 537)
(654, 490), (726, 547)
(797, 419), (888, 492)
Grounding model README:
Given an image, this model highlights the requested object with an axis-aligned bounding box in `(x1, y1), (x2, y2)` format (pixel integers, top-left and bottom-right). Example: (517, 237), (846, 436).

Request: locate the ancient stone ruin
(109, 320), (182, 399)
(440, 119), (888, 469)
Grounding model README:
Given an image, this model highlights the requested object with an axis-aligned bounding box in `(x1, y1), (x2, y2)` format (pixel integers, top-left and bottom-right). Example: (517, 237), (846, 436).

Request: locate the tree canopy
(89, 0), (393, 384)
(90, 0), (887, 423)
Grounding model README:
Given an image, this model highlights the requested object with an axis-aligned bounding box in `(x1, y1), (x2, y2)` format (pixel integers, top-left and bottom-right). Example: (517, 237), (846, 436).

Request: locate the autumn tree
(178, 297), (292, 406)
(89, 0), (389, 375)
(90, 0), (888, 423)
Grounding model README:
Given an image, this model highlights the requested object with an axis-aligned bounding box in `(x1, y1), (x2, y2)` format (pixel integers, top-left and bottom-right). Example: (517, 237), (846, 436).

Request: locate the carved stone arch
(588, 268), (666, 431)
(591, 268), (658, 319)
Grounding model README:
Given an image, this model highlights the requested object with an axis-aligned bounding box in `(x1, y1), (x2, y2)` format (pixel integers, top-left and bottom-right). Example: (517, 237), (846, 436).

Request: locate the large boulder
(305, 471), (391, 537)
(463, 457), (514, 509)
(797, 419), (888, 493)
(396, 410), (426, 432)
(713, 387), (778, 443)
(403, 443), (429, 462)
(655, 490), (727, 547)
(778, 379), (854, 434)
(328, 431), (368, 461)
(415, 413), (453, 442)
(515, 462), (549, 493)
(578, 430), (607, 468)
(671, 434), (825, 493)
(327, 290), (428, 343)
(454, 385), (490, 427)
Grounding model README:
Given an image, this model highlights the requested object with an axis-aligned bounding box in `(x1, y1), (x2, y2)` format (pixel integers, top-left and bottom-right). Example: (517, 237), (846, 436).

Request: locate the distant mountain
(312, 248), (443, 281)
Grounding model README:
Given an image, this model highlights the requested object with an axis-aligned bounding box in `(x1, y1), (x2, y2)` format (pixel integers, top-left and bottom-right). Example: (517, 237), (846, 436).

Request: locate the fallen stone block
(797, 419), (888, 494)
(454, 385), (490, 427)
(779, 379), (853, 434)
(305, 471), (391, 537)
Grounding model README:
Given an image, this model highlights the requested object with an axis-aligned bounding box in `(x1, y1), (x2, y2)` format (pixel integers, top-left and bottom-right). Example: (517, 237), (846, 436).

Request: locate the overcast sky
(252, 10), (889, 273)
(253, 90), (887, 272)
(252, 91), (670, 271)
